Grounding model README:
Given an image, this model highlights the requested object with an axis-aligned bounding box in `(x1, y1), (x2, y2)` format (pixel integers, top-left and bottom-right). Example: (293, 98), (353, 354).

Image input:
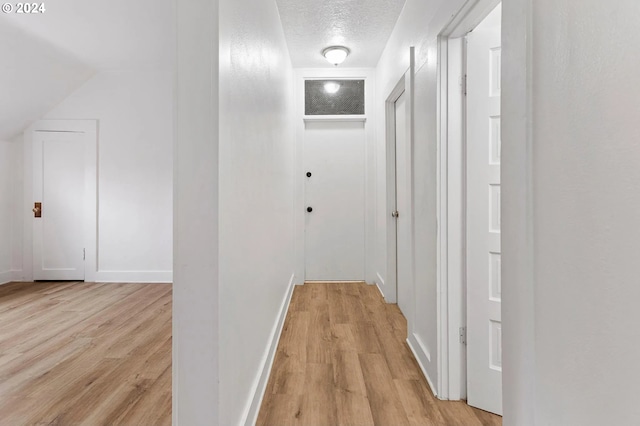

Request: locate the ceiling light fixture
(324, 81), (341, 94)
(322, 46), (350, 66)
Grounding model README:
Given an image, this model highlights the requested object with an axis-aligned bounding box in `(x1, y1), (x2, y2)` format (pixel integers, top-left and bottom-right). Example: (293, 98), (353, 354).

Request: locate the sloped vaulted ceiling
(0, 0), (174, 140)
(0, 20), (94, 140)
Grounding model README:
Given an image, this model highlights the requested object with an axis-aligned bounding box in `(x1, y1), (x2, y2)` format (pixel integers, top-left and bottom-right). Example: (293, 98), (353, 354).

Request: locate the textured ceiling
(275, 0), (407, 68)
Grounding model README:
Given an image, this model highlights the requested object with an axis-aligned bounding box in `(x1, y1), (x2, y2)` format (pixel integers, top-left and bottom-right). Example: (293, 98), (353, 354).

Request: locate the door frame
(22, 120), (98, 282)
(383, 55), (415, 305)
(436, 0), (501, 400)
(293, 68), (376, 285)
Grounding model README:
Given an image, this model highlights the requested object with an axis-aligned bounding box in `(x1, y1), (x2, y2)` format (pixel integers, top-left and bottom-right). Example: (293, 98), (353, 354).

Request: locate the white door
(304, 121), (365, 281)
(466, 3), (502, 415)
(395, 91), (412, 315)
(33, 131), (85, 281)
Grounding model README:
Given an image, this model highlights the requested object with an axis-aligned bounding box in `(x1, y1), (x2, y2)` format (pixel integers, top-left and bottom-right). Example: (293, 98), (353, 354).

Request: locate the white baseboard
(0, 270), (11, 285)
(242, 273), (295, 426)
(375, 272), (386, 299)
(94, 270), (173, 283)
(407, 333), (438, 397)
(11, 270), (23, 282)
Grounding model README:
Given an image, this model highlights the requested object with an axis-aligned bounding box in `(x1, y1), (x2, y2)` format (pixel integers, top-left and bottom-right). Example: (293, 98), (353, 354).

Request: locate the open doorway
(437, 0), (502, 416)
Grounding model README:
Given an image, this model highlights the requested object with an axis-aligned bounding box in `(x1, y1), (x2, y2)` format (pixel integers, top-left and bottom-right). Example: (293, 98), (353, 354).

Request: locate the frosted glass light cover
(323, 46), (349, 66)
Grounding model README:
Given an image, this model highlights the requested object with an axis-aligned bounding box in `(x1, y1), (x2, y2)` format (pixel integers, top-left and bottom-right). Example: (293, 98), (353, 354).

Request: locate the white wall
(218, 0), (295, 424)
(0, 138), (23, 284)
(0, 20), (94, 141)
(0, 141), (13, 283)
(174, 0), (219, 422)
(374, 0), (468, 392)
(30, 71), (174, 282)
(503, 0), (640, 424)
(11, 137), (23, 277)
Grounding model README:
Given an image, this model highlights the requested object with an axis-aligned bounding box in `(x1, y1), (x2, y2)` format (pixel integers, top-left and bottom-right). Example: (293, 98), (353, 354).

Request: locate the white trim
(382, 47), (416, 312)
(242, 273), (296, 426)
(435, 0), (503, 402)
(440, 0), (502, 39)
(94, 270), (173, 283)
(375, 271), (385, 297)
(303, 115), (366, 123)
(23, 120), (98, 283)
(0, 270), (23, 285)
(374, 273), (386, 299)
(436, 35), (451, 400)
(0, 271), (12, 285)
(407, 334), (438, 397)
(383, 75), (405, 304)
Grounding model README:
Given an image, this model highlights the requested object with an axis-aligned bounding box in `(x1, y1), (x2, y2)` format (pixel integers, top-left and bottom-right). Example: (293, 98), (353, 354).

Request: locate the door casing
(435, 0), (502, 401)
(293, 68), (376, 285)
(22, 120), (97, 282)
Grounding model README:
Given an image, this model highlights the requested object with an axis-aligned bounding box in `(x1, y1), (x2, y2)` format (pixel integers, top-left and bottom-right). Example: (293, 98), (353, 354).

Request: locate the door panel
(466, 3), (502, 416)
(395, 91), (412, 316)
(33, 131), (85, 281)
(304, 121), (365, 281)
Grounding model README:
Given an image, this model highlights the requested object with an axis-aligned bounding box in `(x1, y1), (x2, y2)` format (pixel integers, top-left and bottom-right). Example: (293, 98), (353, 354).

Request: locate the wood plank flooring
(0, 281), (172, 425)
(257, 282), (502, 426)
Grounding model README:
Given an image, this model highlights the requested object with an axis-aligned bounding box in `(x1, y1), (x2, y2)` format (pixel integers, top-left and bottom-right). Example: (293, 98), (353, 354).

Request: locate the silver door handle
(392, 211), (399, 218)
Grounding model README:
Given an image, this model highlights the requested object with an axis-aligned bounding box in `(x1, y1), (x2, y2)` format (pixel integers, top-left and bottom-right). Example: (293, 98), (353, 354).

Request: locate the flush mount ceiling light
(322, 46), (350, 66)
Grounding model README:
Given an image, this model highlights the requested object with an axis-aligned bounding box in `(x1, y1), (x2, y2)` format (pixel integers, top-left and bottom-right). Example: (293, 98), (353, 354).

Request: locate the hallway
(257, 282), (501, 425)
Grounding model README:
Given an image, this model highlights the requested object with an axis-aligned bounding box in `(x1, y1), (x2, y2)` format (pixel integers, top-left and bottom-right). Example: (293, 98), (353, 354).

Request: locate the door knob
(33, 202), (42, 218)
(306, 172), (312, 177)
(307, 207), (313, 213)
(392, 210), (399, 218)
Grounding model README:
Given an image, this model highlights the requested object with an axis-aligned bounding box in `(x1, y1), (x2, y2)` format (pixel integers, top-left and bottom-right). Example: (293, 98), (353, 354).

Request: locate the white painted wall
(26, 71), (174, 282)
(0, 20), (94, 141)
(11, 137), (23, 278)
(0, 141), (13, 283)
(374, 0), (468, 392)
(218, 0), (295, 424)
(0, 138), (23, 284)
(173, 0), (219, 423)
(503, 0), (640, 424)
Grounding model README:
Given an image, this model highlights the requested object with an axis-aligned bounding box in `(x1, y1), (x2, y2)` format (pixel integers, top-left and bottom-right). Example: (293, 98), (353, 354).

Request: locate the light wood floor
(0, 281), (171, 425)
(257, 282), (502, 426)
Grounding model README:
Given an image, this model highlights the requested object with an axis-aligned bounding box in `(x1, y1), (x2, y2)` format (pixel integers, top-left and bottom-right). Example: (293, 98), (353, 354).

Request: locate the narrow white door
(304, 121), (365, 281)
(395, 91), (412, 315)
(33, 131), (85, 281)
(466, 3), (502, 415)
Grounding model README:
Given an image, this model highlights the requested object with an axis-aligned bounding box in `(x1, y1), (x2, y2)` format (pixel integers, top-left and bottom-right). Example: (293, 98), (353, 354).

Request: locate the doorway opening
(437, 0), (502, 416)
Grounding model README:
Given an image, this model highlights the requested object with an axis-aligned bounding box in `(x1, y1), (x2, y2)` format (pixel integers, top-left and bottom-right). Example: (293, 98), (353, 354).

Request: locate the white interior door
(304, 121), (365, 281)
(33, 131), (85, 281)
(395, 91), (412, 316)
(466, 3), (502, 415)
